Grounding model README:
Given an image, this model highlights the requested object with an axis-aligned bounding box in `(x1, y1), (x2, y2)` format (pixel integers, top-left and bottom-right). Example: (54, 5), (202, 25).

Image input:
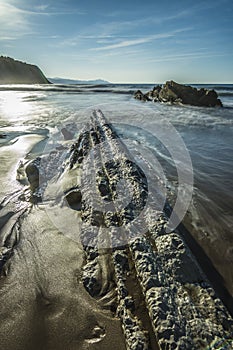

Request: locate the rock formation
(1, 110), (232, 349)
(68, 111), (233, 349)
(135, 81), (223, 107)
(0, 56), (50, 84)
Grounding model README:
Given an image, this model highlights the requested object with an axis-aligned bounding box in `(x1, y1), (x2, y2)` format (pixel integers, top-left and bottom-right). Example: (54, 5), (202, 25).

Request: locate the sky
(0, 0), (233, 83)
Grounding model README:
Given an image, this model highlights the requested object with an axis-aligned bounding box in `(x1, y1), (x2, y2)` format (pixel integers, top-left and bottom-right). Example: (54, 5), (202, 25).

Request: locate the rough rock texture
(134, 90), (151, 102)
(68, 110), (233, 349)
(134, 81), (223, 107)
(0, 56), (50, 84)
(0, 246), (13, 270)
(2, 110), (232, 350)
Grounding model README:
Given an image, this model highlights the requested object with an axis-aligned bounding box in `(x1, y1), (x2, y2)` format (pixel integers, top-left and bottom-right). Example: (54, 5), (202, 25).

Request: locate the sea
(0, 82), (232, 297)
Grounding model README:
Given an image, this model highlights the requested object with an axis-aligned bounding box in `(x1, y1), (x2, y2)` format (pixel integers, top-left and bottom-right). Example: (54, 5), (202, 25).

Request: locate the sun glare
(0, 91), (33, 120)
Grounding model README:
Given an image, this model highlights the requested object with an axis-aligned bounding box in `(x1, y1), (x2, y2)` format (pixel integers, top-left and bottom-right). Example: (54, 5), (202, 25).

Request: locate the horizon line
(48, 78), (233, 85)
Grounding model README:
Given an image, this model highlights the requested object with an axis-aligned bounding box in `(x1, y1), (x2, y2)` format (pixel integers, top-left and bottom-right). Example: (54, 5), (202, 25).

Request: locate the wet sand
(0, 134), (126, 350)
(0, 207), (126, 350)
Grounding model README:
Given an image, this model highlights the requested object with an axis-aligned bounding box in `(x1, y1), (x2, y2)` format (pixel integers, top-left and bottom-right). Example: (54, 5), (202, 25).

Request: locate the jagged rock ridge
(1, 111), (232, 349)
(0, 56), (50, 84)
(68, 111), (233, 349)
(135, 80), (223, 107)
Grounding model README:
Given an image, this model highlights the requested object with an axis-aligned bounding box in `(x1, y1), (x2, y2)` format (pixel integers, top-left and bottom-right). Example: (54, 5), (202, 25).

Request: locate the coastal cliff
(0, 56), (50, 84)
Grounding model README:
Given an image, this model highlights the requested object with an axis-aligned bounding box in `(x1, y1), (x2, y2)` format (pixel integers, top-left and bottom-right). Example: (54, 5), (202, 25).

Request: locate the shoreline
(0, 86), (232, 349)
(0, 111), (232, 349)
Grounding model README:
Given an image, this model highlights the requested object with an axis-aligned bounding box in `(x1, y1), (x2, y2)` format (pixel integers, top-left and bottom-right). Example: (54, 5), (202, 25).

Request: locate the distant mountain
(0, 56), (50, 84)
(49, 77), (110, 85)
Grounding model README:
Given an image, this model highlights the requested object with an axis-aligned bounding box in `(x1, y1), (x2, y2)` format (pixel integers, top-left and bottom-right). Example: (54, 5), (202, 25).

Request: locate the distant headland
(0, 56), (50, 84)
(49, 77), (110, 85)
(0, 56), (110, 85)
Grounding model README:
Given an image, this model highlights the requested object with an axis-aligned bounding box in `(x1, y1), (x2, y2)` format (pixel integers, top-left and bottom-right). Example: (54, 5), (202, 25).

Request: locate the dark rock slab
(134, 90), (151, 102)
(134, 81), (223, 107)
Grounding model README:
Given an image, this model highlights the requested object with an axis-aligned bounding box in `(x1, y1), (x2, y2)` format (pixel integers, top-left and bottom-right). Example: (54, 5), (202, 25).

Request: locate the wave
(192, 84), (233, 90)
(22, 94), (47, 102)
(0, 83), (232, 93)
(218, 92), (233, 97)
(0, 84), (135, 95)
(212, 86), (233, 91)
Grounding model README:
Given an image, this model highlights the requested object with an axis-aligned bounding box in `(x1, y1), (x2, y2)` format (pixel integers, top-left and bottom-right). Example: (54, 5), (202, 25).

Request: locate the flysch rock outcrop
(1, 110), (232, 349)
(0, 56), (50, 84)
(134, 80), (223, 107)
(67, 110), (233, 349)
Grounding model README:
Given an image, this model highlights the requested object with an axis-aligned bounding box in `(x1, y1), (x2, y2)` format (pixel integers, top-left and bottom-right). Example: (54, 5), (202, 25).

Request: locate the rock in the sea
(0, 56), (50, 84)
(134, 90), (151, 102)
(134, 80), (223, 107)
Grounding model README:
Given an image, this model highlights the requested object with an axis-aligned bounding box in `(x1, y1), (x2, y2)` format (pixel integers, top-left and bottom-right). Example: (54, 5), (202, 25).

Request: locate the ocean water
(0, 83), (233, 296)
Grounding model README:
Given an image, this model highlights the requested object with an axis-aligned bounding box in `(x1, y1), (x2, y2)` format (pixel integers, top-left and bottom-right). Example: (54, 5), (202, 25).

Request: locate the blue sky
(0, 0), (233, 83)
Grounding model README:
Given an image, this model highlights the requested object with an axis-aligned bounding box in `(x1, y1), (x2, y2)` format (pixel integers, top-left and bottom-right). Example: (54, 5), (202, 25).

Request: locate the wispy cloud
(0, 1), (30, 39)
(146, 52), (229, 63)
(34, 4), (49, 12)
(93, 10), (192, 37)
(0, 0), (85, 41)
(90, 28), (191, 51)
(90, 34), (172, 51)
(0, 2), (26, 25)
(0, 1), (84, 17)
(53, 34), (120, 48)
(91, 1), (229, 38)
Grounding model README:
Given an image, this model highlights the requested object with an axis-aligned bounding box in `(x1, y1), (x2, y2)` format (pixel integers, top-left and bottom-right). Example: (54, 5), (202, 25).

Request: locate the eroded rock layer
(0, 110), (232, 349)
(70, 110), (233, 349)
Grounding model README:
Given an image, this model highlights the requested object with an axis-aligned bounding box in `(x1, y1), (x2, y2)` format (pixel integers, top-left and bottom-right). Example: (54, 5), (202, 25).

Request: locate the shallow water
(0, 83), (233, 299)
